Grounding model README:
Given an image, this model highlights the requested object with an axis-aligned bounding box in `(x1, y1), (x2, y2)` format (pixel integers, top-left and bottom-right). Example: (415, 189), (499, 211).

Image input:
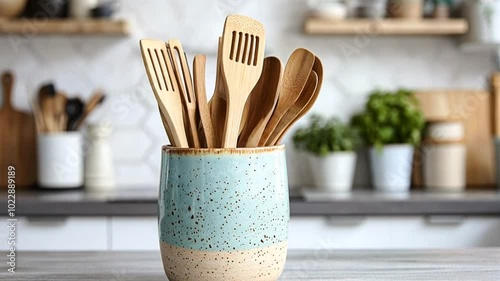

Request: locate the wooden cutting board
(412, 89), (495, 189)
(0, 72), (37, 189)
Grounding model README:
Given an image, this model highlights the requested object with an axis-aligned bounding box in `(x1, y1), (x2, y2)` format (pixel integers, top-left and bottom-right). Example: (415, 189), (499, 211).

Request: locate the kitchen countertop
(4, 249), (500, 280)
(1, 188), (500, 217)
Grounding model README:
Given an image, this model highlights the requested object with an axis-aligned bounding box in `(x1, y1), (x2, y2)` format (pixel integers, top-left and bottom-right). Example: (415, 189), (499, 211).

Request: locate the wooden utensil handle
(1, 72), (14, 110)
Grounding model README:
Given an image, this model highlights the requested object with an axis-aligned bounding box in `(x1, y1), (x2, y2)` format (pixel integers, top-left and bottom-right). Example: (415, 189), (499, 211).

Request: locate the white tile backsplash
(1, 0), (496, 187)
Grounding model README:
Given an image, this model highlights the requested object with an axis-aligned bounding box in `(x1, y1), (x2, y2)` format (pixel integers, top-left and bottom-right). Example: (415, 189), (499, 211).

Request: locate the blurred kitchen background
(1, 0), (500, 252)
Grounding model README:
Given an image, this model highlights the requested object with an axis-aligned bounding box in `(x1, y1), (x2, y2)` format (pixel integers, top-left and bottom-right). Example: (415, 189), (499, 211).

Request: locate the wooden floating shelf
(304, 17), (469, 35)
(0, 19), (130, 36)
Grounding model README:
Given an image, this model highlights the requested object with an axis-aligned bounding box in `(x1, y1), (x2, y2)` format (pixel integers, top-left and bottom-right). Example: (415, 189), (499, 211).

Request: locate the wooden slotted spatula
(167, 40), (200, 148)
(259, 48), (315, 146)
(220, 15), (266, 148)
(193, 54), (215, 148)
(140, 39), (189, 148)
(273, 56), (323, 145)
(266, 71), (318, 146)
(238, 56), (283, 147)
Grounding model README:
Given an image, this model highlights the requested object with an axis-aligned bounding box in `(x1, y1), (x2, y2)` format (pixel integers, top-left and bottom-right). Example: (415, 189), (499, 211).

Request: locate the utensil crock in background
(159, 146), (289, 281)
(369, 144), (414, 193)
(37, 132), (83, 189)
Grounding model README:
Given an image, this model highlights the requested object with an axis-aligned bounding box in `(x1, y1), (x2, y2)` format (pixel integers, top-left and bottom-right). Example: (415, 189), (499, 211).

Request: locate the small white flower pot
(308, 151), (357, 192)
(369, 144), (414, 193)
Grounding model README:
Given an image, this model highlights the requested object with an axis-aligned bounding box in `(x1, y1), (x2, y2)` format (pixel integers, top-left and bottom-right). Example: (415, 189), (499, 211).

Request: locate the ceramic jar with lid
(423, 119), (466, 191)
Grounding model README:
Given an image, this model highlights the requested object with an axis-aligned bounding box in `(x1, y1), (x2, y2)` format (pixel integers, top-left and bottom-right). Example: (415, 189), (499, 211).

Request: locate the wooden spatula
(140, 39), (189, 148)
(266, 71), (318, 146)
(259, 48), (315, 146)
(273, 56), (323, 145)
(220, 15), (266, 148)
(193, 54), (215, 148)
(208, 37), (228, 148)
(238, 56), (282, 147)
(38, 83), (56, 132)
(167, 40), (200, 148)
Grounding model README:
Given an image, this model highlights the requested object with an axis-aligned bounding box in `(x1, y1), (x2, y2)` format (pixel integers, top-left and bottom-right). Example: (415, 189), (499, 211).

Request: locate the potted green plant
(352, 89), (425, 192)
(293, 115), (360, 192)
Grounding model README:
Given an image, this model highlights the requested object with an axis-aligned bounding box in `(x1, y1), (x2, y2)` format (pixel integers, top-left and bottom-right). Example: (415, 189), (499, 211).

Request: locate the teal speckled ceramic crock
(158, 145), (289, 281)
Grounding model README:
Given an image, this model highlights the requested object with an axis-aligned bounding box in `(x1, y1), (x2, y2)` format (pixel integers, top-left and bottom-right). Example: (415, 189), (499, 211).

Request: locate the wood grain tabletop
(2, 249), (500, 280)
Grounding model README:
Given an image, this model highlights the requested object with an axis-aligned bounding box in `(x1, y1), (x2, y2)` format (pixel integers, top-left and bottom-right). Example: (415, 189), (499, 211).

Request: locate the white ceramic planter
(369, 144), (414, 193)
(423, 143), (466, 192)
(37, 132), (83, 189)
(308, 151), (357, 192)
(462, 0), (500, 44)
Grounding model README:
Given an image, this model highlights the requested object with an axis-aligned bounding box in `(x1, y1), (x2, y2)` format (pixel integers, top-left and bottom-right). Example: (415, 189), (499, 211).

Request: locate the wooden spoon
(220, 15), (266, 148)
(167, 39), (200, 148)
(54, 91), (68, 132)
(273, 56), (324, 145)
(38, 83), (56, 132)
(259, 48), (315, 146)
(266, 71), (318, 146)
(193, 54), (215, 148)
(238, 56), (282, 147)
(140, 39), (189, 148)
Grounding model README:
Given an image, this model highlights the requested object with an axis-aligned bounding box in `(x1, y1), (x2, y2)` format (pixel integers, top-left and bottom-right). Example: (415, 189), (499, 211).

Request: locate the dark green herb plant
(293, 115), (361, 157)
(351, 89), (425, 148)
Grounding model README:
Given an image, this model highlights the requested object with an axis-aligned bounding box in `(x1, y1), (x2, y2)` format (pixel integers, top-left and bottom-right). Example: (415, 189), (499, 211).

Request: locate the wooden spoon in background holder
(238, 56), (283, 147)
(167, 40), (201, 148)
(139, 39), (189, 148)
(271, 56), (324, 145)
(220, 15), (266, 148)
(209, 37), (228, 148)
(193, 55), (215, 148)
(65, 97), (84, 131)
(53, 91), (68, 132)
(74, 91), (106, 130)
(259, 48), (316, 146)
(265, 71), (318, 146)
(38, 83), (57, 132)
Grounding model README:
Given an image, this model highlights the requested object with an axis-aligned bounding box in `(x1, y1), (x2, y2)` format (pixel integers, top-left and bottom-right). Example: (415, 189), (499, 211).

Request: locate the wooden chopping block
(0, 72), (37, 189)
(413, 89), (495, 189)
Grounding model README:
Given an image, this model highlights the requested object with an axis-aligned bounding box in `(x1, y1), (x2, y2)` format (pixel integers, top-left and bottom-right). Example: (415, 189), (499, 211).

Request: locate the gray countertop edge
(6, 198), (500, 217)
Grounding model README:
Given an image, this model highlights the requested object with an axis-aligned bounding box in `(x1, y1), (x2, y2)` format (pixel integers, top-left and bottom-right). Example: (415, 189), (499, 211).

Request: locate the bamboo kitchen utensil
(209, 37), (228, 147)
(75, 90), (105, 129)
(238, 56), (282, 147)
(54, 91), (68, 132)
(259, 48), (316, 146)
(0, 71), (37, 188)
(220, 15), (266, 148)
(193, 54), (215, 148)
(266, 71), (319, 146)
(140, 39), (189, 148)
(273, 56), (324, 145)
(167, 39), (200, 148)
(38, 83), (57, 132)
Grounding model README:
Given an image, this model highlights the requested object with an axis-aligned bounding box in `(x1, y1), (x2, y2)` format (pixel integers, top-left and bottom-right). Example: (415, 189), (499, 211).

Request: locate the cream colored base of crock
(160, 241), (287, 281)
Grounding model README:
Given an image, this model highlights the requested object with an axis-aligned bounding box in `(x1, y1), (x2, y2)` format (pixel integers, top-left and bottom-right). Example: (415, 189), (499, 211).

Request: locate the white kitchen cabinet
(2, 216), (500, 251)
(288, 216), (500, 249)
(0, 217), (107, 251)
(110, 217), (159, 251)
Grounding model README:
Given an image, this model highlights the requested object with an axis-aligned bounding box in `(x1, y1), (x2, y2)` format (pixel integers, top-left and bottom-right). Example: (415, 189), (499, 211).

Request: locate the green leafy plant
(351, 89), (425, 148)
(293, 115), (361, 157)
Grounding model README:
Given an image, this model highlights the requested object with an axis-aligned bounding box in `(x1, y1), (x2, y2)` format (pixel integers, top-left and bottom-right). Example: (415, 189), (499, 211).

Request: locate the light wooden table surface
(2, 249), (500, 280)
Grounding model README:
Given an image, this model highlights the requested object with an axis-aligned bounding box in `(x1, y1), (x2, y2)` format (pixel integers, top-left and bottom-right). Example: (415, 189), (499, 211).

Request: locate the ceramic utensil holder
(37, 132), (83, 189)
(159, 146), (289, 281)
